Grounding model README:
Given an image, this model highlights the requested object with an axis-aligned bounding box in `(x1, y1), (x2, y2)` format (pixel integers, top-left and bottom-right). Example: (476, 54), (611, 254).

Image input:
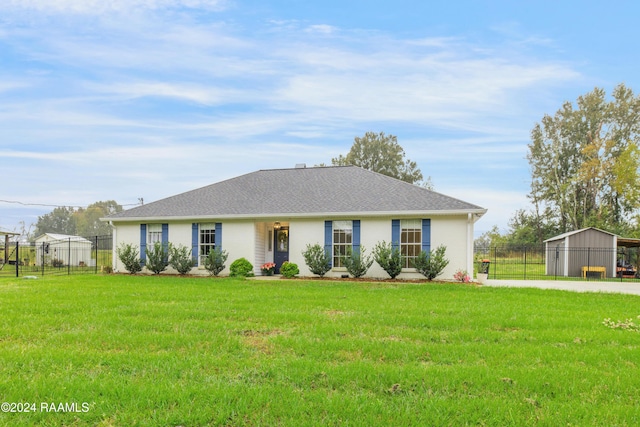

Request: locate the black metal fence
(0, 235), (112, 277)
(474, 244), (640, 281)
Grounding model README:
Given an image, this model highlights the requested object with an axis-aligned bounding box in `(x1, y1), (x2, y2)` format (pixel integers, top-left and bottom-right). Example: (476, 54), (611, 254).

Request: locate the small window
(401, 219), (421, 268)
(148, 224), (162, 246)
(199, 223), (216, 264)
(333, 220), (353, 268)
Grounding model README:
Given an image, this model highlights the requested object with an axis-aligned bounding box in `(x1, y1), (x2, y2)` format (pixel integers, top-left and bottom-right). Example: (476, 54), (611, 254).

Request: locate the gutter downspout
(109, 221), (117, 273)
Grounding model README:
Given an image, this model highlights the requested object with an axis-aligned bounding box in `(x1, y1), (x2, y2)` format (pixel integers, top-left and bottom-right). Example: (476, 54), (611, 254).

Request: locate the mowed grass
(0, 275), (639, 426)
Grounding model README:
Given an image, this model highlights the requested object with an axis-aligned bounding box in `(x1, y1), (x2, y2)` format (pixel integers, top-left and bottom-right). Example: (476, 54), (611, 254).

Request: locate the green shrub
(203, 248), (228, 276)
(169, 243), (196, 275)
(230, 257), (254, 277)
(302, 243), (331, 277)
(280, 261), (299, 278)
(116, 243), (142, 274)
(412, 245), (449, 280)
(146, 242), (169, 275)
(372, 241), (402, 279)
(341, 246), (373, 278)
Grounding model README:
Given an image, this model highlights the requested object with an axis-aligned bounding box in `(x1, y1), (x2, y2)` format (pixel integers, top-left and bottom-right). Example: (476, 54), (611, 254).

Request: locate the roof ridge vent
(295, 163), (307, 169)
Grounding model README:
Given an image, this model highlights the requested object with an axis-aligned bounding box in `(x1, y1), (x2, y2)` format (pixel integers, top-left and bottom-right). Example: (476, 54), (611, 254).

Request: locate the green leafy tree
(528, 84), (640, 234)
(341, 246), (374, 278)
(75, 200), (123, 237)
(332, 131), (428, 186)
(302, 243), (331, 277)
(506, 209), (560, 245)
(116, 243), (142, 274)
(372, 241), (403, 279)
(412, 245), (449, 280)
(474, 226), (508, 248)
(203, 248), (228, 276)
(34, 200), (123, 237)
(34, 206), (77, 236)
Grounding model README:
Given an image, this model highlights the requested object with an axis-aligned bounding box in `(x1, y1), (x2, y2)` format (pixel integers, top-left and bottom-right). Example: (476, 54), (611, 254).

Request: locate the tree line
(480, 83), (640, 246)
(33, 200), (123, 238)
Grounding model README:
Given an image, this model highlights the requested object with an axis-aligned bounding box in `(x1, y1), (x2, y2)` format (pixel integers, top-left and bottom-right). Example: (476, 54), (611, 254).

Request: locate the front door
(273, 227), (289, 274)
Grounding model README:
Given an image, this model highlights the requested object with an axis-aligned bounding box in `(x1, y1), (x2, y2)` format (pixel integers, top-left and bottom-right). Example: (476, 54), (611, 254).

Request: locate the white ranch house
(104, 166), (486, 279)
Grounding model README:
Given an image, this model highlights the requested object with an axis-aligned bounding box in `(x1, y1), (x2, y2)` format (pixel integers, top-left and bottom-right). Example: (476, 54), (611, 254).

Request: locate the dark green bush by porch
(230, 258), (254, 277)
(280, 261), (299, 278)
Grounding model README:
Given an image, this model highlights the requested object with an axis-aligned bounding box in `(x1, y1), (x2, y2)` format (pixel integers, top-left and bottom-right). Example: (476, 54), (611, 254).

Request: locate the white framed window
(199, 223), (216, 264)
(148, 224), (162, 246)
(401, 219), (421, 268)
(333, 220), (353, 268)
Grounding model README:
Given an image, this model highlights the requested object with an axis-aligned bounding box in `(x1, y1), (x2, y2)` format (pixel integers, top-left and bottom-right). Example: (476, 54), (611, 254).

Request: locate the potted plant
(477, 259), (490, 284)
(261, 262), (276, 276)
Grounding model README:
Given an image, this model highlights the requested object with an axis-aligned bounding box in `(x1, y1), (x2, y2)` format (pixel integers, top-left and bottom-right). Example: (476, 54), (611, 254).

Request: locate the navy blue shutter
(215, 223), (222, 250)
(391, 220), (400, 250)
(191, 223), (199, 266)
(422, 219), (431, 253)
(140, 224), (147, 266)
(324, 221), (333, 267)
(352, 220), (361, 256)
(161, 224), (169, 248)
(161, 224), (169, 263)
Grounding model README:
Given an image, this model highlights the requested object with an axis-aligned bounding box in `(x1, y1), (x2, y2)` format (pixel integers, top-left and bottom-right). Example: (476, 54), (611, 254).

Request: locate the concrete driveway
(483, 279), (640, 296)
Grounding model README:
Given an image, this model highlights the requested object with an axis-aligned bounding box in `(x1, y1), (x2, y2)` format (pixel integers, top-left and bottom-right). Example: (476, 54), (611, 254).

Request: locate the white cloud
(0, 7), (589, 233)
(0, 80), (30, 93)
(305, 24), (337, 35)
(88, 81), (238, 105)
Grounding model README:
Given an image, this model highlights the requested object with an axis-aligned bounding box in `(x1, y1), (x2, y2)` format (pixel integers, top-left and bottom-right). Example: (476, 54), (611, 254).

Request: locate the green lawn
(0, 275), (638, 426)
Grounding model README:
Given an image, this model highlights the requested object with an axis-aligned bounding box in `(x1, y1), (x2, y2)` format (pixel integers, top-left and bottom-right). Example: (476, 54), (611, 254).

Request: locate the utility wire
(0, 199), (141, 209)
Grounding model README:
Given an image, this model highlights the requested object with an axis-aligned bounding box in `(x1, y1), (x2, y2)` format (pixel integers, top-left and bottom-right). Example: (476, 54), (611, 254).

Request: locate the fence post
(523, 246), (527, 280)
(15, 241), (19, 278)
(95, 236), (99, 274)
(492, 246), (496, 279)
(67, 237), (71, 275)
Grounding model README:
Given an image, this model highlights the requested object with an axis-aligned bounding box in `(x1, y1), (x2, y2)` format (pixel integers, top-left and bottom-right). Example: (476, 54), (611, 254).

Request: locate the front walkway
(483, 279), (640, 296)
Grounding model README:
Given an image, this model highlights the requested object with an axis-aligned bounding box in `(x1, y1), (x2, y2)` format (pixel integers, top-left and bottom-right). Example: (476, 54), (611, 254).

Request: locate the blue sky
(2, 0), (639, 237)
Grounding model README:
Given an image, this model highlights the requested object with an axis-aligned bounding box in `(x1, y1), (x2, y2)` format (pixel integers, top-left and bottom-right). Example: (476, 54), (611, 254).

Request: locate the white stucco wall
(111, 214), (476, 279)
(431, 215), (473, 278)
(221, 221), (255, 275)
(111, 222), (140, 273)
(289, 215), (474, 280)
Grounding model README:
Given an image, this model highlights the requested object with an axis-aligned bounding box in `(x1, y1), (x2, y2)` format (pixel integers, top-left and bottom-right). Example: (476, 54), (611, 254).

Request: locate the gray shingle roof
(107, 166), (486, 221)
